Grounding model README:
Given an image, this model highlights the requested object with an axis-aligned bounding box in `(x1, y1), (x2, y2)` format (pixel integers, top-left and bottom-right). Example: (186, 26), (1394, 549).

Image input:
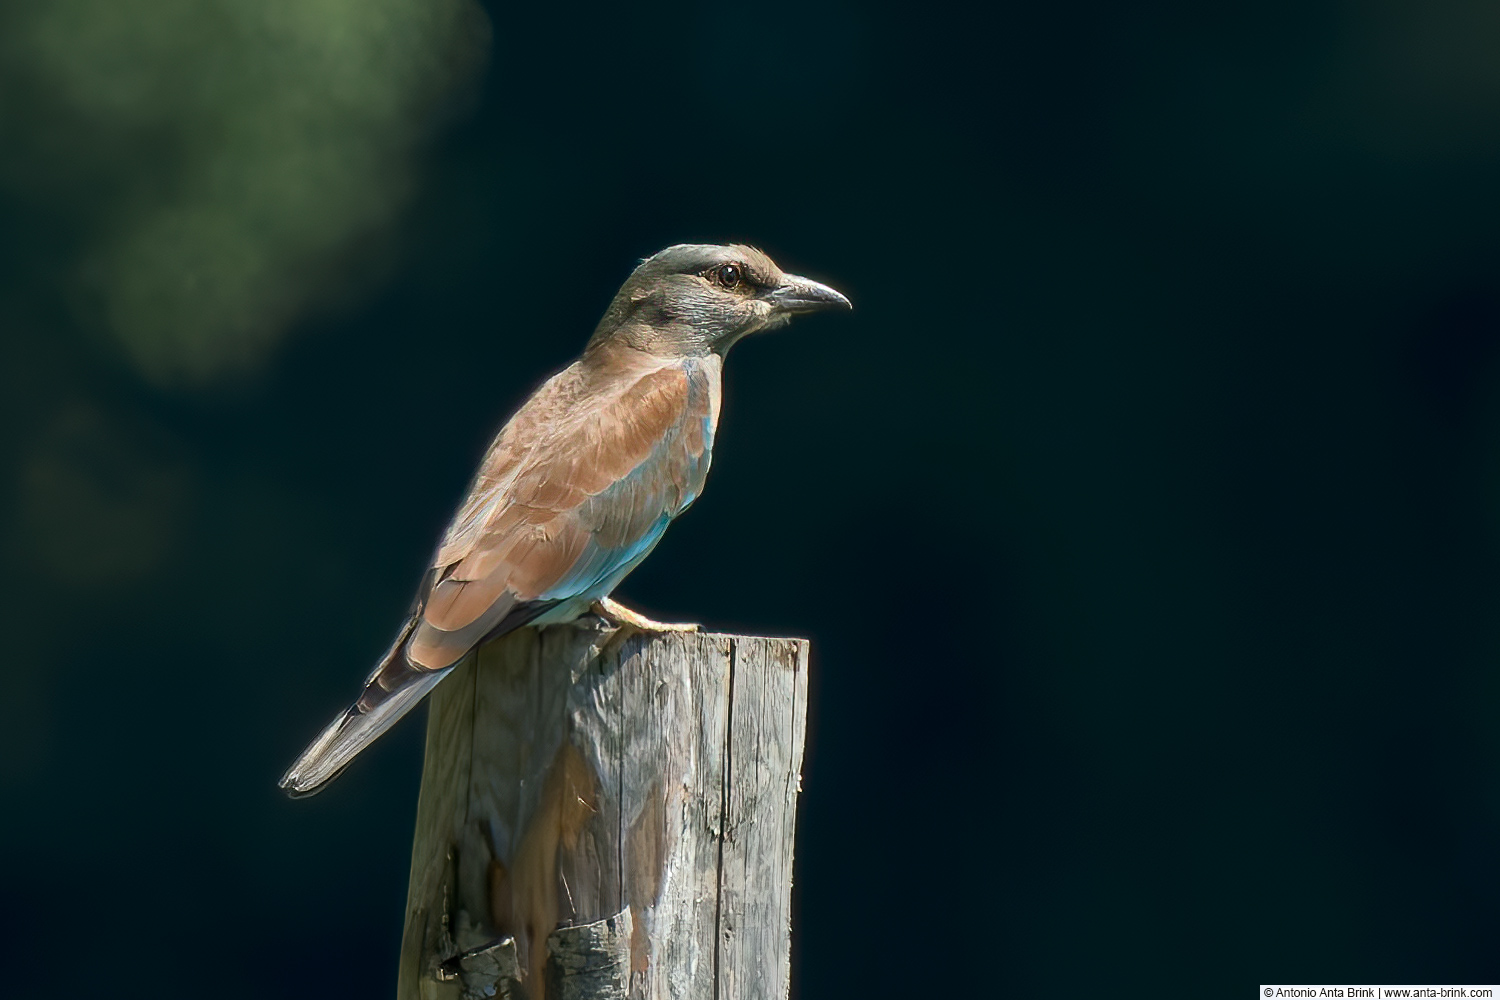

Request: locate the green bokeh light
(1, 0), (490, 387)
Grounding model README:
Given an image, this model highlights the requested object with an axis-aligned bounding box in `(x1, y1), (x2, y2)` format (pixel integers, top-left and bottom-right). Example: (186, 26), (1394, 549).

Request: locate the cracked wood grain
(398, 621), (808, 1000)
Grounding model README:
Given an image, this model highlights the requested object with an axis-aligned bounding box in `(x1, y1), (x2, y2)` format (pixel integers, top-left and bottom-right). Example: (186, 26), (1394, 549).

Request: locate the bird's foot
(590, 597), (699, 634)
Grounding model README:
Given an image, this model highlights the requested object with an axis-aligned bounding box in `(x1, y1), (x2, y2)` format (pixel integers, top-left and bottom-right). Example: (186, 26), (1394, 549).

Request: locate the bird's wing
(279, 355), (716, 796)
(407, 354), (716, 669)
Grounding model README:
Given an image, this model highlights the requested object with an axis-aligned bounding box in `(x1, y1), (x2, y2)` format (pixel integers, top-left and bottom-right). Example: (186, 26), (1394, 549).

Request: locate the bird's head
(589, 243), (851, 356)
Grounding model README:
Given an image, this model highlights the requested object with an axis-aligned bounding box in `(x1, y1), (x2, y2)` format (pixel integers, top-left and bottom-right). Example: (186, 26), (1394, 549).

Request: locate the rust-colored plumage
(408, 349), (716, 668)
(280, 244), (849, 796)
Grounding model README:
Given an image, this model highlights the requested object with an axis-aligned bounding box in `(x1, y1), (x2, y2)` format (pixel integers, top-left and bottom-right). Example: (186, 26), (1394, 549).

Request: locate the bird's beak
(764, 273), (853, 314)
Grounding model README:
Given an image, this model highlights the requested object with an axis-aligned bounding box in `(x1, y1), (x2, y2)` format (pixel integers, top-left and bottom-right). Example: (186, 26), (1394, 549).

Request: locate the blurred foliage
(16, 399), (192, 585)
(0, 0), (489, 388)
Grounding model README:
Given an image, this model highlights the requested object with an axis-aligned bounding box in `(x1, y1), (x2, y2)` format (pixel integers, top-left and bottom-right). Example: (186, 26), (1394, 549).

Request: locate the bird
(279, 243), (850, 797)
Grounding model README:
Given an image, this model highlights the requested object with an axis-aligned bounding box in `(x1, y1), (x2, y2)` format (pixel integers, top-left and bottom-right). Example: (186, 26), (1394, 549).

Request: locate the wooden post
(396, 620), (809, 1000)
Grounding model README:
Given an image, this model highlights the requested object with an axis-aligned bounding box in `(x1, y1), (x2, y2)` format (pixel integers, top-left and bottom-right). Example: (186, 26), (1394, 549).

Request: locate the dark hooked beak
(764, 273), (852, 314)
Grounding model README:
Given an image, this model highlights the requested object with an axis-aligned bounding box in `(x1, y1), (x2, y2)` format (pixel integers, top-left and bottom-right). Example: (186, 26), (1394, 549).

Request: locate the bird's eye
(714, 263), (742, 289)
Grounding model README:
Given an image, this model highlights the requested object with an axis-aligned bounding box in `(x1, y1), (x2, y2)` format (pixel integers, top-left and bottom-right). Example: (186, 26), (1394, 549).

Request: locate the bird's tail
(279, 619), (452, 797)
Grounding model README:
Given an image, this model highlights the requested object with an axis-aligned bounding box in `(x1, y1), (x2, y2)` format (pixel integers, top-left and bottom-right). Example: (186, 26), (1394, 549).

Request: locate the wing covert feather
(405, 355), (717, 669)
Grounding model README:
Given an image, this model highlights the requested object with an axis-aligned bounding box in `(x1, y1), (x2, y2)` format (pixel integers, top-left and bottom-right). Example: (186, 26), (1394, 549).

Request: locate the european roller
(280, 244), (849, 796)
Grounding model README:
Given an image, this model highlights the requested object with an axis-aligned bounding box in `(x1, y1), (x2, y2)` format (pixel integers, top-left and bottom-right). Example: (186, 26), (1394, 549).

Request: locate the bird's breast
(676, 354), (722, 511)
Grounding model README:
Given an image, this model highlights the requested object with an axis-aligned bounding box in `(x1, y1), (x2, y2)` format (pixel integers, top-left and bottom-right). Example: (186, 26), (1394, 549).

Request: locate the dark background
(4, 1), (1500, 995)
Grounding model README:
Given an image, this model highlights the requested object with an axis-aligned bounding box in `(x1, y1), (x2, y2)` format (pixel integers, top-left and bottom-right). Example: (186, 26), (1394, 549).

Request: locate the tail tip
(278, 766), (317, 798)
(279, 746), (352, 798)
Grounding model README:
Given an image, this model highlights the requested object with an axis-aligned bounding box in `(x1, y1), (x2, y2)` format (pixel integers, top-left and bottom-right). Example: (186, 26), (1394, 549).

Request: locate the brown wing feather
(405, 355), (713, 669)
(280, 353), (718, 795)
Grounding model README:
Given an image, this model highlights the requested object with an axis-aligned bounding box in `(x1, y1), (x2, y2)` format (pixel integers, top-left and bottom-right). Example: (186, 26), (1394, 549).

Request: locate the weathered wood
(398, 620), (809, 1000)
(716, 638), (808, 1000)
